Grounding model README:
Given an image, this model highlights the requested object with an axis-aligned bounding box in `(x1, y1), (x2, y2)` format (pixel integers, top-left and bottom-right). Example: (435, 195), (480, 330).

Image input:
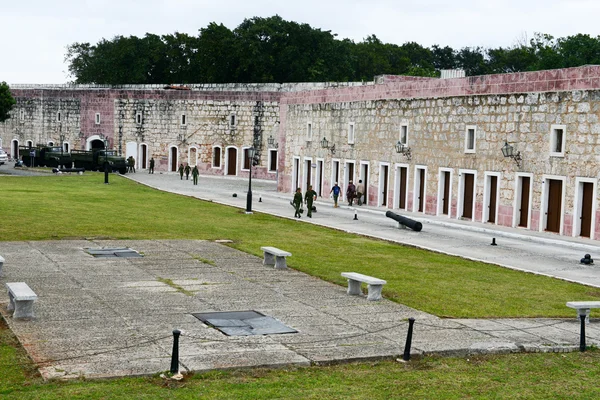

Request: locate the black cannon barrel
(385, 211), (423, 232)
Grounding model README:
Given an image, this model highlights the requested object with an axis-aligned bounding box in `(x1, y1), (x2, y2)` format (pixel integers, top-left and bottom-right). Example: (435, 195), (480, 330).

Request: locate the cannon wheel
(118, 167), (127, 174)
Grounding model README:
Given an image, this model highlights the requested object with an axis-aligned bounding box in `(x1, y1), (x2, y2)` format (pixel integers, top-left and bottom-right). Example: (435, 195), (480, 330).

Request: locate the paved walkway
(1, 171), (600, 379)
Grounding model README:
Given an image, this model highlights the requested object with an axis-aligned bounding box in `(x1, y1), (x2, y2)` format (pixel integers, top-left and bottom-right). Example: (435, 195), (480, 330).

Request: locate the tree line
(64, 16), (600, 85)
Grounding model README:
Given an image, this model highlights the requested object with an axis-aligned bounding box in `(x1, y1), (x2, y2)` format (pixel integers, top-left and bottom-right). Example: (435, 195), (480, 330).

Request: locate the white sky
(2, 0), (600, 84)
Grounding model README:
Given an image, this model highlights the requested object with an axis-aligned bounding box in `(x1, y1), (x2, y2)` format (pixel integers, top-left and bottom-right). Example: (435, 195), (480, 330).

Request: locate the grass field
(1, 173), (600, 399)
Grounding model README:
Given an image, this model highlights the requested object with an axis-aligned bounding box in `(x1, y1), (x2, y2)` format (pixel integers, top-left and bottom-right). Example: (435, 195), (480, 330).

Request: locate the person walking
(178, 163), (184, 180)
(293, 187), (303, 218)
(192, 165), (199, 185)
(305, 185), (317, 218)
(346, 180), (356, 206)
(128, 156), (136, 173)
(149, 157), (155, 174)
(330, 182), (341, 208)
(184, 164), (191, 180)
(356, 179), (365, 206)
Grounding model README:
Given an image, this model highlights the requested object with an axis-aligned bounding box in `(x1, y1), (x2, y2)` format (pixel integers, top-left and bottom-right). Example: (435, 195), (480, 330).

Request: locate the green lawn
(2, 173), (600, 399)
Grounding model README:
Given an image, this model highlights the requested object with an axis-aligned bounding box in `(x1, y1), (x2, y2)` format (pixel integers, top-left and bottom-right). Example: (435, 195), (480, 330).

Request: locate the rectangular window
(212, 147), (221, 168)
(307, 122), (313, 141)
(136, 112), (142, 125)
(243, 148), (251, 170)
(19, 109), (24, 121)
(465, 125), (476, 153)
(57, 112), (61, 122)
(95, 113), (101, 124)
(348, 122), (355, 144)
(550, 124), (566, 156)
(400, 124), (408, 145)
(269, 149), (278, 172)
(230, 114), (236, 129)
(181, 114), (186, 126)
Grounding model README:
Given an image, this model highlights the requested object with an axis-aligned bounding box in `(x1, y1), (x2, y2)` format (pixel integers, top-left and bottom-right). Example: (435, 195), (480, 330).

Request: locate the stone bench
(261, 246), (292, 270)
(0, 255), (4, 276)
(6, 282), (38, 320)
(341, 272), (387, 301)
(566, 301), (600, 324)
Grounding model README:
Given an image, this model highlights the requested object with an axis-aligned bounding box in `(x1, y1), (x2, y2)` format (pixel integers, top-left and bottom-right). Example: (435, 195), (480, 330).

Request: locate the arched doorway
(139, 144), (148, 169)
(86, 135), (107, 151)
(170, 146), (178, 172)
(226, 147), (238, 176)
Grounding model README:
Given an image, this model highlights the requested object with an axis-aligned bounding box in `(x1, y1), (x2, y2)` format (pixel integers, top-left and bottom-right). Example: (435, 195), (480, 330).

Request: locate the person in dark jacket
(305, 185), (317, 218)
(293, 188), (303, 218)
(192, 165), (199, 185)
(346, 180), (356, 206)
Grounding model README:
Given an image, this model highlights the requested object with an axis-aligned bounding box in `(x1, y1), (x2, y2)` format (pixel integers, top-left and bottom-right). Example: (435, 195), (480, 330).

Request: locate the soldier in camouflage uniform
(305, 185), (317, 218)
(293, 188), (303, 218)
(192, 165), (199, 185)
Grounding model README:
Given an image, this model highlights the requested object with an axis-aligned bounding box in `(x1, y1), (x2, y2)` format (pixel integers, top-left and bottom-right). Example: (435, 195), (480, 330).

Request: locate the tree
(0, 82), (16, 123)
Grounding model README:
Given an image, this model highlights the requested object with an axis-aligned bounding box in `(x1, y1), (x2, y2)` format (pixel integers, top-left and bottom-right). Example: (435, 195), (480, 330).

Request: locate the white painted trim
(359, 160), (370, 206)
(343, 160), (356, 201)
(241, 146), (250, 171)
(464, 125), (476, 153)
(348, 122), (355, 145)
(394, 163), (410, 210)
(95, 113), (101, 125)
(267, 149), (278, 173)
(330, 158), (341, 196)
(224, 146), (238, 176)
(302, 156), (313, 193)
(550, 124), (567, 157)
(457, 169), (477, 220)
(138, 143), (148, 169)
(413, 165), (428, 214)
(11, 139), (19, 159)
(512, 172), (534, 229)
(315, 157), (325, 196)
(399, 121), (409, 146)
(212, 145), (223, 169)
(292, 156), (301, 193)
(573, 177), (597, 239)
(168, 145), (179, 172)
(482, 171), (501, 224)
(306, 121), (313, 142)
(437, 167), (454, 217)
(188, 146), (198, 166)
(378, 162), (391, 208)
(539, 174), (567, 234)
(85, 135), (105, 151)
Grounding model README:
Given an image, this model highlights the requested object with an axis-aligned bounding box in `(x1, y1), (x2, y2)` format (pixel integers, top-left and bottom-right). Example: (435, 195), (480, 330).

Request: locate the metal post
(580, 314), (587, 352)
(246, 150), (254, 214)
(170, 329), (181, 373)
(402, 317), (416, 361)
(104, 162), (109, 184)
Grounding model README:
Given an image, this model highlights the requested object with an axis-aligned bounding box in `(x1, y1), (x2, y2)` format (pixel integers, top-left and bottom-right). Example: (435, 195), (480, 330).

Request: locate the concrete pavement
(1, 171), (600, 379)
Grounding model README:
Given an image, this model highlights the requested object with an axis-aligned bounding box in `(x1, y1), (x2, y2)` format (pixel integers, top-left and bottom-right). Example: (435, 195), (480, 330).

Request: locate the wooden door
(580, 182), (593, 237)
(170, 147), (178, 172)
(442, 171), (450, 215)
(399, 167), (407, 209)
(348, 163), (355, 182)
(462, 173), (474, 219)
(227, 148), (237, 175)
(306, 160), (312, 189)
(488, 176), (497, 223)
(363, 165), (369, 206)
(418, 169), (425, 212)
(518, 177), (530, 227)
(141, 145), (147, 169)
(546, 179), (562, 233)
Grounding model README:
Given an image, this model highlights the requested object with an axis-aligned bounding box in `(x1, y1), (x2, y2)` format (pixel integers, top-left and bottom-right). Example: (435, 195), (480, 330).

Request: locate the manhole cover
(192, 310), (297, 336)
(84, 247), (143, 258)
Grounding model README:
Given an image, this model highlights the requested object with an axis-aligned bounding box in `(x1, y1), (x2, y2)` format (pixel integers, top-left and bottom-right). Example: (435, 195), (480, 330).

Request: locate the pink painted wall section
(497, 205), (514, 227)
(280, 66), (600, 105)
(531, 210), (541, 232)
(594, 211), (600, 240)
(563, 214), (573, 237)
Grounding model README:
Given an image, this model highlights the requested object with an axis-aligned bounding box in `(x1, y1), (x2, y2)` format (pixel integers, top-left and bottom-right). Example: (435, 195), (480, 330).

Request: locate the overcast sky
(3, 0), (600, 84)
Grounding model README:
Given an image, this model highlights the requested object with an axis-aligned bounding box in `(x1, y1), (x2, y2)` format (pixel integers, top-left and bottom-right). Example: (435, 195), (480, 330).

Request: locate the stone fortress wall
(3, 67), (600, 240)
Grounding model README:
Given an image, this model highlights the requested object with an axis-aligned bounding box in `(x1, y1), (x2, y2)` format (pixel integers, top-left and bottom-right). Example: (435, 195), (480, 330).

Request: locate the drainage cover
(84, 247), (143, 258)
(192, 310), (297, 336)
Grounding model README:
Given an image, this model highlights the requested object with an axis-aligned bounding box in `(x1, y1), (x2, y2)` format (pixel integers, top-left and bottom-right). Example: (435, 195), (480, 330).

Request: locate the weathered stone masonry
(4, 67), (600, 241)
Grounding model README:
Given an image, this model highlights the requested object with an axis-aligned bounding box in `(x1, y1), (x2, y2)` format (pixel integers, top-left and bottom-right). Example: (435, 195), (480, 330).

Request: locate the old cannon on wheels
(385, 211), (422, 232)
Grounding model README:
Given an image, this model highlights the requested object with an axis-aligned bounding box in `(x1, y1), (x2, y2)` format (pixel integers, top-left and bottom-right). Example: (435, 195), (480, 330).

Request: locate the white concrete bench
(566, 301), (600, 324)
(341, 272), (387, 301)
(6, 282), (38, 320)
(0, 255), (4, 276)
(261, 246), (292, 270)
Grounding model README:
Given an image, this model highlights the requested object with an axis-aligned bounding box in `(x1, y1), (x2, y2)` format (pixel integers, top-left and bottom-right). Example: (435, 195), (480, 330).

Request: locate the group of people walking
(292, 179), (365, 218)
(178, 163), (199, 185)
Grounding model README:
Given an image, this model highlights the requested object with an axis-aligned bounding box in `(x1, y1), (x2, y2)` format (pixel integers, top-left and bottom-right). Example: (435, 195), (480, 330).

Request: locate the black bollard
(259, 197), (262, 202)
(402, 318), (416, 361)
(580, 314), (587, 352)
(104, 162), (109, 184)
(491, 238), (497, 246)
(170, 329), (181, 373)
(353, 210), (358, 220)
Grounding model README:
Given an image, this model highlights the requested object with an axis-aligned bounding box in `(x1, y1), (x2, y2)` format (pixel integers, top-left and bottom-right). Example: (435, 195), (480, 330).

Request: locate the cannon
(385, 211), (422, 232)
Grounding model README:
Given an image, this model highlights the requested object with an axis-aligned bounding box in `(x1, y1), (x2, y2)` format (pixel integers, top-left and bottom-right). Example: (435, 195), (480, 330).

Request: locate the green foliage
(0, 81), (16, 122)
(64, 16), (600, 84)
